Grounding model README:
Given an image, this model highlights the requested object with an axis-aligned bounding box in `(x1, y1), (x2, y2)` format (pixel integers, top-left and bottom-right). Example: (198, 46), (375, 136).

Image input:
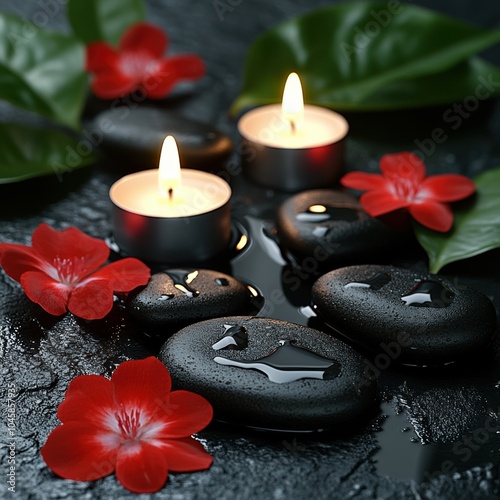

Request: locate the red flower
(86, 22), (205, 99)
(0, 224), (150, 320)
(41, 357), (213, 494)
(340, 152), (475, 232)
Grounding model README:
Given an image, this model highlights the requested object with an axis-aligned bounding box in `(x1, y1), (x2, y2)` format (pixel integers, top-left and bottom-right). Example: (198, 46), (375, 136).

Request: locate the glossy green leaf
(231, 2), (500, 114)
(0, 12), (86, 130)
(329, 58), (500, 111)
(0, 123), (96, 184)
(67, 0), (146, 45)
(415, 168), (500, 273)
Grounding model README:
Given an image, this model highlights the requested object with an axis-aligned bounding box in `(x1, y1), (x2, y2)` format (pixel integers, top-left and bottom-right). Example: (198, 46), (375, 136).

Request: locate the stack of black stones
(126, 189), (496, 432)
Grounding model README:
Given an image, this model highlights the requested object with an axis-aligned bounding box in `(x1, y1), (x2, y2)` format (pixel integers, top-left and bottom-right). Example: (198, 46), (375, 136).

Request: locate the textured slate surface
(0, 0), (500, 499)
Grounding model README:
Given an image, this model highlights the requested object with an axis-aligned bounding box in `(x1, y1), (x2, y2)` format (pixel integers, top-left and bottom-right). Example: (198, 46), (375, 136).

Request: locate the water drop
(212, 325), (248, 351)
(345, 272), (391, 290)
(164, 269), (200, 298)
(401, 280), (454, 308)
(214, 340), (340, 383)
(296, 204), (360, 223)
(158, 294), (174, 301)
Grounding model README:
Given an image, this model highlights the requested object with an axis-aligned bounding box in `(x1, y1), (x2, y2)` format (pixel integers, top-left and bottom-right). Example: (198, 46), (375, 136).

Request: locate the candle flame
(282, 72), (304, 134)
(158, 135), (182, 200)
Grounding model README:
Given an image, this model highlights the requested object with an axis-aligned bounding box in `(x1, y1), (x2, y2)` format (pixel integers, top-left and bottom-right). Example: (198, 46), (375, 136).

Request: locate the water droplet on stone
(344, 272), (391, 290)
(214, 340), (340, 383)
(158, 294), (174, 301)
(212, 324), (248, 351)
(296, 204), (360, 223)
(164, 269), (200, 298)
(401, 280), (454, 308)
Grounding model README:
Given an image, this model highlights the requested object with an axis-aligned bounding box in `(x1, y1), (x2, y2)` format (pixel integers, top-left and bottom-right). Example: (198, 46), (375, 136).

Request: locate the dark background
(0, 1), (500, 499)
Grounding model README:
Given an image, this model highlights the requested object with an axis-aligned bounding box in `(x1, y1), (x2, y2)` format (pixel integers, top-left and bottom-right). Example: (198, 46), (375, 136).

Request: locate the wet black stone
(312, 265), (497, 366)
(3, 1), (500, 499)
(91, 106), (233, 170)
(127, 269), (251, 328)
(276, 190), (408, 270)
(160, 316), (378, 431)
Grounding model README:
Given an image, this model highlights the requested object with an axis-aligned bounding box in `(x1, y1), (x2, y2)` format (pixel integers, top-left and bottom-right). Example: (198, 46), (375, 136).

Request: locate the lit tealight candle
(237, 72), (349, 192)
(110, 136), (232, 263)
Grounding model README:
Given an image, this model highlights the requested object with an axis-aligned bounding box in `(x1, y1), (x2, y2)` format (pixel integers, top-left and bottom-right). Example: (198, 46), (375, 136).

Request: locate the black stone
(276, 190), (408, 270)
(3, 1), (500, 498)
(312, 265), (497, 366)
(160, 316), (378, 431)
(127, 269), (251, 328)
(91, 106), (233, 170)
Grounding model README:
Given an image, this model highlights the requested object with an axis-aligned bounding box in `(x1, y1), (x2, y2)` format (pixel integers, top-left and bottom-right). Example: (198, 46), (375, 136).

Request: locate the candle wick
(168, 188), (174, 201)
(290, 119), (296, 135)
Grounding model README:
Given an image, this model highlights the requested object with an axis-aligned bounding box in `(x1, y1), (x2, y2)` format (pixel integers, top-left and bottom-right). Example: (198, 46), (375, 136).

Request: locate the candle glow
(282, 72), (304, 134)
(237, 71), (349, 191)
(158, 135), (182, 200)
(109, 135), (232, 262)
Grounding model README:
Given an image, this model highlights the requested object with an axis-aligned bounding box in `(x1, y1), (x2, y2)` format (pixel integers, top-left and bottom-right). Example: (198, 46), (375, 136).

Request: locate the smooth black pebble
(312, 265), (497, 366)
(127, 269), (251, 328)
(276, 190), (407, 269)
(91, 107), (232, 169)
(160, 316), (378, 431)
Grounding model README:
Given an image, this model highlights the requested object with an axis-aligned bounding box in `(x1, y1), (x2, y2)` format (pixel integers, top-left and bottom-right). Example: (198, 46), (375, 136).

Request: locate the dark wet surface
(0, 0), (500, 498)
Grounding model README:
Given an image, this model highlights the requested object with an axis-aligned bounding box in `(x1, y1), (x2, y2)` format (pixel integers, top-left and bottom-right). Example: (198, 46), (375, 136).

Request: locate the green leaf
(67, 0), (146, 45)
(415, 168), (500, 273)
(0, 12), (86, 130)
(231, 2), (500, 115)
(328, 58), (500, 111)
(0, 123), (96, 184)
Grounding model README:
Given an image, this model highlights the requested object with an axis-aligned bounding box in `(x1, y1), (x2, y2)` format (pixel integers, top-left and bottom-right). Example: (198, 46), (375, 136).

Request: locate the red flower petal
(144, 56), (205, 99)
(116, 442), (168, 493)
(120, 22), (167, 59)
(31, 224), (109, 279)
(20, 271), (70, 316)
(160, 55), (205, 80)
(360, 189), (409, 217)
(141, 71), (178, 99)
(86, 42), (119, 73)
(41, 422), (117, 481)
(418, 175), (476, 202)
(90, 72), (137, 100)
(409, 201), (454, 232)
(160, 437), (213, 472)
(0, 244), (45, 281)
(68, 279), (114, 320)
(380, 152), (426, 184)
(57, 375), (114, 425)
(340, 172), (386, 191)
(111, 357), (172, 414)
(89, 258), (150, 293)
(151, 391), (213, 439)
